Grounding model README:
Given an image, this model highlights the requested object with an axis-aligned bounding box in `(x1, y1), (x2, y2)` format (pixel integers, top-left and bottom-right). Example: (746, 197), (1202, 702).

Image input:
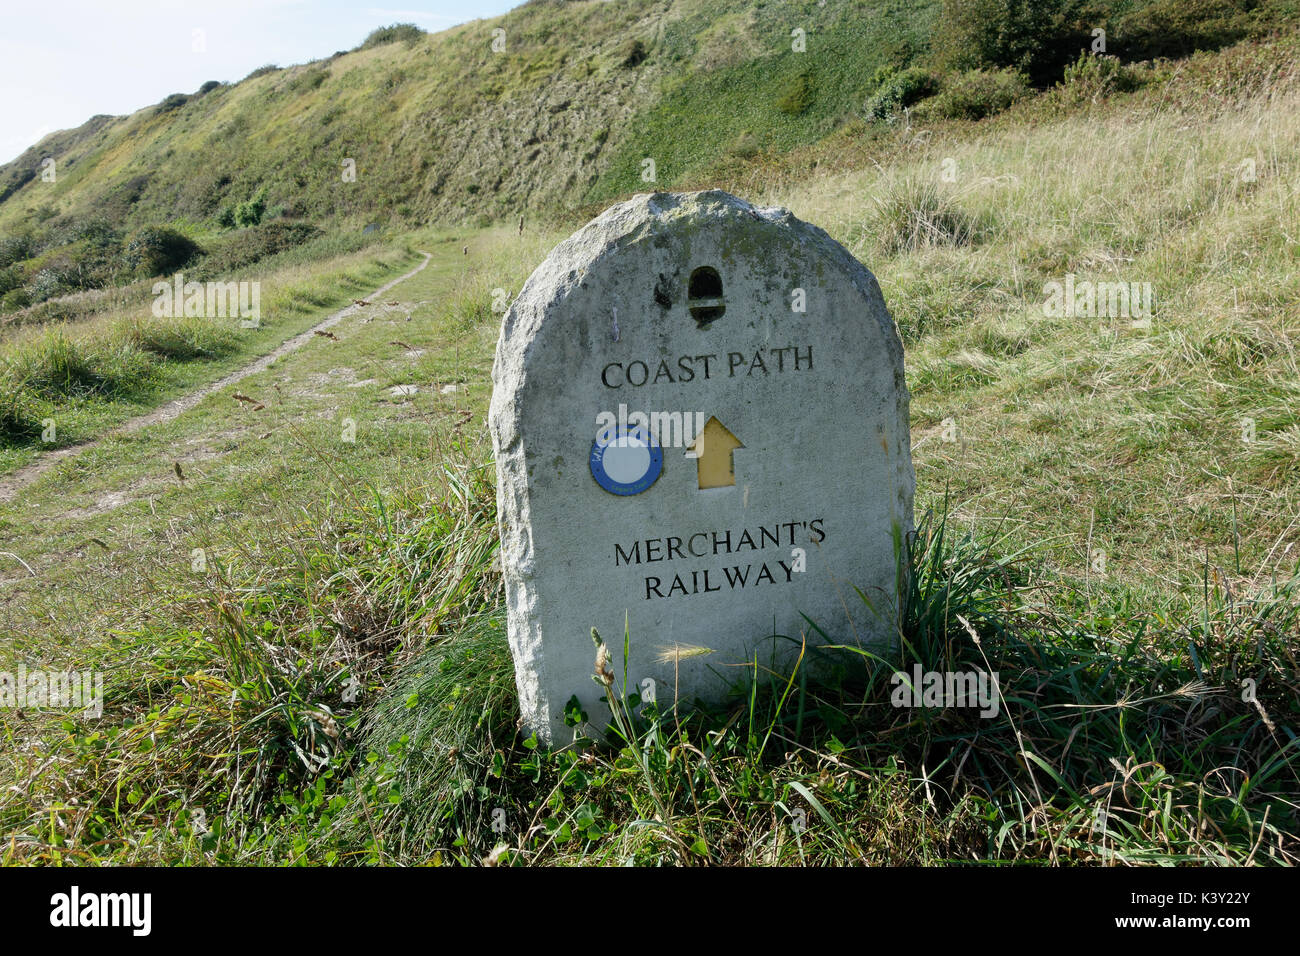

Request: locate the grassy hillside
(1, 1), (1299, 866)
(0, 0), (676, 237)
(5, 0), (1296, 309)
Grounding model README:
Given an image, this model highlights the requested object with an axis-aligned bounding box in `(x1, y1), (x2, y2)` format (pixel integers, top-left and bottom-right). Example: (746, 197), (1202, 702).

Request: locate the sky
(0, 0), (518, 164)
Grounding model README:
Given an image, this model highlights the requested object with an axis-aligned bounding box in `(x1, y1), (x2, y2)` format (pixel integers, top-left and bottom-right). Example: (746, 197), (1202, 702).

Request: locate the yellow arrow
(686, 416), (743, 489)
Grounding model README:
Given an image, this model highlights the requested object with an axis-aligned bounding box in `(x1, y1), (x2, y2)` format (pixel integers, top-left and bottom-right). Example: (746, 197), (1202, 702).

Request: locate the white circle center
(603, 438), (650, 483)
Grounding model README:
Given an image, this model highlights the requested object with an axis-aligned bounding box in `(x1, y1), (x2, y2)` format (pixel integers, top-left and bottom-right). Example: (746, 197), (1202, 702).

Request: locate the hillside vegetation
(0, 0), (1298, 866)
(3, 0), (1297, 309)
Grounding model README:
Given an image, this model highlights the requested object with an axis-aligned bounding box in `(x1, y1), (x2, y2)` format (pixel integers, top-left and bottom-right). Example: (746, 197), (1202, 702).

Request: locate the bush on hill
(242, 64), (279, 82)
(233, 187), (269, 228)
(864, 67), (940, 120)
(121, 226), (201, 278)
(360, 23), (424, 50)
(196, 220), (320, 275)
(1114, 0), (1273, 61)
(930, 0), (1100, 87)
(1052, 51), (1144, 105)
(916, 67), (1030, 119)
(156, 93), (190, 113)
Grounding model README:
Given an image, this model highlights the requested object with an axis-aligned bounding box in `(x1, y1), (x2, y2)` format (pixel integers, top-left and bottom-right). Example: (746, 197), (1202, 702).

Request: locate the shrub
(110, 175), (150, 208)
(288, 67), (329, 93)
(880, 36), (919, 71)
(622, 39), (648, 68)
(65, 240), (123, 290)
(122, 226), (202, 277)
(930, 0), (1099, 88)
(157, 93), (190, 113)
(38, 215), (120, 261)
(195, 221), (320, 275)
(918, 67), (1029, 119)
(1, 288), (31, 312)
(196, 80), (222, 95)
(867, 64), (899, 91)
(870, 177), (981, 255)
(0, 235), (34, 267)
(242, 64), (279, 82)
(28, 268), (71, 303)
(1114, 0), (1257, 61)
(67, 216), (120, 250)
(864, 67), (939, 121)
(216, 206), (236, 229)
(16, 233), (120, 297)
(359, 23), (423, 50)
(777, 70), (815, 115)
(1055, 51), (1142, 104)
(252, 220), (317, 251)
(233, 187), (268, 228)
(0, 168), (36, 204)
(179, 171), (231, 219)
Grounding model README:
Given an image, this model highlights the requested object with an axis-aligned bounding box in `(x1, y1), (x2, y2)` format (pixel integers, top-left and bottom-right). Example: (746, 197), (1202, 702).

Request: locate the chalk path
(0, 251), (433, 504)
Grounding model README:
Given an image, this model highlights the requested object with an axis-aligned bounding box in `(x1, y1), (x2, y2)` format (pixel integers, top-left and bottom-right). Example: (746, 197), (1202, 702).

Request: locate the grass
(867, 175), (983, 255)
(589, 1), (937, 202)
(1, 27), (1299, 866)
(0, 239), (419, 470)
(766, 33), (1300, 602)
(6, 478), (1294, 865)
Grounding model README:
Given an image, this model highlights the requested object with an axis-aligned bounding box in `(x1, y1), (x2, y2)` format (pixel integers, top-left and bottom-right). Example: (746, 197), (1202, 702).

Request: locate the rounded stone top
(495, 190), (902, 375)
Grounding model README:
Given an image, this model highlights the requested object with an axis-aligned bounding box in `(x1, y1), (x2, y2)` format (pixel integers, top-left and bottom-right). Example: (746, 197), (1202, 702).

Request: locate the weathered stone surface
(490, 190), (913, 745)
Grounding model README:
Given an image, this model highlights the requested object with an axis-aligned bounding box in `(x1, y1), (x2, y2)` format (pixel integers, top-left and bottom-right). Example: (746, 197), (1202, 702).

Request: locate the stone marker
(490, 190), (913, 745)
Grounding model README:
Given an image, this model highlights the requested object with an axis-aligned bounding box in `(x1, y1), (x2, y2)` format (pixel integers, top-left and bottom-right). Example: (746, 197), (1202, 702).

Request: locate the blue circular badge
(590, 424), (663, 496)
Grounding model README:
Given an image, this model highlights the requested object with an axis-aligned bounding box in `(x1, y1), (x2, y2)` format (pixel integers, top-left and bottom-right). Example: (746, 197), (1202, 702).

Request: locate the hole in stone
(689, 267), (722, 299)
(687, 267), (725, 327)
